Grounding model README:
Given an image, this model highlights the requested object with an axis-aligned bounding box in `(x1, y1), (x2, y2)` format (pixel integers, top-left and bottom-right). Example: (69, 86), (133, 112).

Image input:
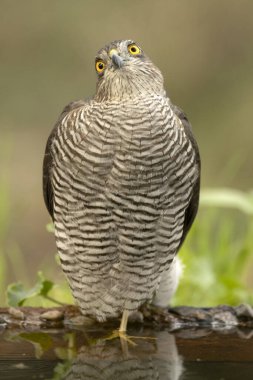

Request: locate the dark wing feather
(42, 100), (87, 220)
(172, 104), (201, 249)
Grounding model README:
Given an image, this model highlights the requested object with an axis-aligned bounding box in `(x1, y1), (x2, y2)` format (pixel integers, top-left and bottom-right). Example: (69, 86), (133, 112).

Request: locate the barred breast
(50, 94), (198, 321)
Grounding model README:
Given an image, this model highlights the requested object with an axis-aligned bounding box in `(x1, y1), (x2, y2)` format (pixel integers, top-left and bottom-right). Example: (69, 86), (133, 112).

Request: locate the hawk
(43, 40), (200, 333)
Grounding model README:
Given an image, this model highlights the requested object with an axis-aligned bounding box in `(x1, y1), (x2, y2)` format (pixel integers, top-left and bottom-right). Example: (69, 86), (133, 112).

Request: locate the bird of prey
(43, 39), (200, 334)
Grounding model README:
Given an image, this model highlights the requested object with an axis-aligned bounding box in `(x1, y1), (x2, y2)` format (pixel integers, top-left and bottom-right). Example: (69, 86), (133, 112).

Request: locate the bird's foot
(104, 329), (137, 346)
(105, 328), (157, 346)
(104, 329), (156, 356)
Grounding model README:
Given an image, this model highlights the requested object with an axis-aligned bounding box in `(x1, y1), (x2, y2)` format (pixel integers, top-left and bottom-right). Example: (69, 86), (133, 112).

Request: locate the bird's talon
(119, 331), (138, 346)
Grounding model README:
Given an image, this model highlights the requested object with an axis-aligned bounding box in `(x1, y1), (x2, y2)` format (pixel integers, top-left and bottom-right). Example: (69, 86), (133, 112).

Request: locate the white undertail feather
(152, 257), (184, 307)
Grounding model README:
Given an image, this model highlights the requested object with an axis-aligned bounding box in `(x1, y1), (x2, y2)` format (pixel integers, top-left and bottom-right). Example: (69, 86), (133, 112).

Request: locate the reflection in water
(63, 331), (183, 380)
(3, 328), (253, 379)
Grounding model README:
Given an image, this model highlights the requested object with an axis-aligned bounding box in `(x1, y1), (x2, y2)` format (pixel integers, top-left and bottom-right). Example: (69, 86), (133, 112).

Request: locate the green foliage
(200, 188), (253, 214)
(46, 222), (55, 233)
(0, 150), (30, 306)
(0, 172), (10, 303)
(7, 271), (54, 307)
(173, 188), (253, 306)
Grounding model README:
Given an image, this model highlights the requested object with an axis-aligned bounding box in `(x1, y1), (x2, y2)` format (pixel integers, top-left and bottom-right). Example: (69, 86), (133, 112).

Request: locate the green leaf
(6, 271), (54, 306)
(37, 271), (54, 297)
(6, 281), (42, 307)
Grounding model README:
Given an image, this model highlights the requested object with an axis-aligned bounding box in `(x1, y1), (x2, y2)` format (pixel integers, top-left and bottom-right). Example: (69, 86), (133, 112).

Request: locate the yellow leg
(118, 310), (136, 354)
(119, 309), (129, 332)
(104, 309), (156, 353)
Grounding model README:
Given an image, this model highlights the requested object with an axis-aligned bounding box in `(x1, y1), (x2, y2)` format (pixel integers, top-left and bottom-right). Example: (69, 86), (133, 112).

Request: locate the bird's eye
(128, 44), (141, 55)
(95, 60), (106, 73)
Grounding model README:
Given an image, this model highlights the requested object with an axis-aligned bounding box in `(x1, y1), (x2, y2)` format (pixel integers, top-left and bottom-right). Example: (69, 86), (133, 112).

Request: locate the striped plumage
(43, 40), (200, 328)
(63, 332), (183, 380)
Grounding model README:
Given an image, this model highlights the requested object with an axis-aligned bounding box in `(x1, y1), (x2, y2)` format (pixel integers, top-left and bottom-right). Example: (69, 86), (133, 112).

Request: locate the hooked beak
(109, 49), (124, 69)
(111, 54), (124, 68)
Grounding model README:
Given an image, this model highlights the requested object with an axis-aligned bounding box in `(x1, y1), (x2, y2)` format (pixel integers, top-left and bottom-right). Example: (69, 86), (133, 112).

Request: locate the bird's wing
(172, 104), (201, 248)
(42, 100), (87, 220)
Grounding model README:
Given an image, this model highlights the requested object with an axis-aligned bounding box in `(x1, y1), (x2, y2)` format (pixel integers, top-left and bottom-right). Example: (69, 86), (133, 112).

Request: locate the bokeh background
(1, 0), (252, 306)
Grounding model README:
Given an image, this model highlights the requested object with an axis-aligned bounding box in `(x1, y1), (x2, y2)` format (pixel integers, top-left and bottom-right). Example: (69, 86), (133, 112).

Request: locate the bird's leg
(118, 309), (139, 348)
(119, 311), (130, 357)
(104, 310), (137, 348)
(119, 309), (129, 333)
(118, 309), (134, 354)
(104, 309), (156, 352)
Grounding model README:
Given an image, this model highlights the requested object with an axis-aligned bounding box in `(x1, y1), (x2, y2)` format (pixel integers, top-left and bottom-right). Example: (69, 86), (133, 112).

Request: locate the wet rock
(9, 307), (25, 320)
(40, 310), (64, 322)
(0, 316), (7, 326)
(235, 304), (253, 319)
(213, 311), (238, 326)
(1, 304), (253, 331)
(171, 306), (212, 322)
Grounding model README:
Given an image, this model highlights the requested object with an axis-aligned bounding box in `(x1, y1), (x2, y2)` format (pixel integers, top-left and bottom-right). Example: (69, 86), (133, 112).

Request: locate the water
(1, 326), (253, 379)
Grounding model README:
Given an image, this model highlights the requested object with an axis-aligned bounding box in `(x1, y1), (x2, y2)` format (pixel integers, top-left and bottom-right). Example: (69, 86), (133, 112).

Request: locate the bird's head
(94, 40), (165, 102)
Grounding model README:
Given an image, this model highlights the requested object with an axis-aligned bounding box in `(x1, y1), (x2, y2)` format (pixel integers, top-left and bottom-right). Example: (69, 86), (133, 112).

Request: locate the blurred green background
(0, 0), (252, 307)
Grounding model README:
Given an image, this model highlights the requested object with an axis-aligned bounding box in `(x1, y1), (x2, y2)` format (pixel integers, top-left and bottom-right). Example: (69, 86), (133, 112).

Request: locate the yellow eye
(128, 44), (141, 55)
(95, 60), (106, 73)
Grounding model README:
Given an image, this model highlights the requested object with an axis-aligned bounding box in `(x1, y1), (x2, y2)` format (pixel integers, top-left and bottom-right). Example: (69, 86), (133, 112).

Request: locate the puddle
(1, 326), (253, 379)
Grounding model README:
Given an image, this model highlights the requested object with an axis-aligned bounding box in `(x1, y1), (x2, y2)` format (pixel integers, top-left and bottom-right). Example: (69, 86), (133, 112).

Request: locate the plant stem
(43, 295), (65, 306)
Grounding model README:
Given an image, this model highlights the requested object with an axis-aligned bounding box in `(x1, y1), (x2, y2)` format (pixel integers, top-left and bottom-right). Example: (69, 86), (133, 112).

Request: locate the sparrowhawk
(43, 39), (200, 333)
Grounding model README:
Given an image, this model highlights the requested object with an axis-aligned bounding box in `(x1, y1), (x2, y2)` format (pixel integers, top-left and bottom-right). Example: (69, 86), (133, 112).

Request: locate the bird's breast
(92, 97), (195, 193)
(54, 95), (196, 208)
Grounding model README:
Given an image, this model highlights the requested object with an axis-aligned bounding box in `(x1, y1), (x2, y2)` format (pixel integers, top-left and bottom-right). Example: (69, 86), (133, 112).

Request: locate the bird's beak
(109, 49), (124, 69)
(112, 54), (124, 68)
